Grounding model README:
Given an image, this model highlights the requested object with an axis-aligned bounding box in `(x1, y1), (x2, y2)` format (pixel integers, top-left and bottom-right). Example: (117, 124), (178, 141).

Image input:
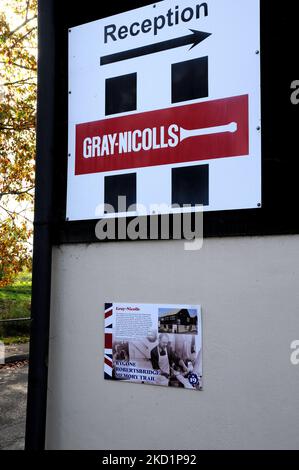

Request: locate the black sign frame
(25, 0), (299, 451)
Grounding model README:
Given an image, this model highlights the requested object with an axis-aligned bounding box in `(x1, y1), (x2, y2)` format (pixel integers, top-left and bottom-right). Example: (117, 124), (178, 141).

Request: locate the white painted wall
(46, 236), (299, 450)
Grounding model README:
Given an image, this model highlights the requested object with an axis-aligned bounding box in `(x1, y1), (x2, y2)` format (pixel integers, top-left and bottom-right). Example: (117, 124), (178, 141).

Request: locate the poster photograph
(104, 303), (202, 391)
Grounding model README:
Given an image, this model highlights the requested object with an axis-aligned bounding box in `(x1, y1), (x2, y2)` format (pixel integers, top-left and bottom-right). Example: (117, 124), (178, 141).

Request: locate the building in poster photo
(104, 303), (202, 391)
(158, 308), (198, 334)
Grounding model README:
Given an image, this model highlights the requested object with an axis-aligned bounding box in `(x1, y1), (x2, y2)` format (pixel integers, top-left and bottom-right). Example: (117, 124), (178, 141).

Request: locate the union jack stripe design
(104, 303), (113, 379)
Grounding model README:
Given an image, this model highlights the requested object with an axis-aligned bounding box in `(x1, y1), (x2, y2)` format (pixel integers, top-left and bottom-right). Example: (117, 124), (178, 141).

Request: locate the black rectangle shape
(105, 73), (137, 116)
(172, 57), (208, 103)
(172, 165), (209, 207)
(104, 173), (136, 213)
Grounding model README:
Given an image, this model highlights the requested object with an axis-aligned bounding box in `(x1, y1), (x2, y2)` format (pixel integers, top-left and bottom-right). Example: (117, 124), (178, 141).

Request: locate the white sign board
(67, 0), (261, 220)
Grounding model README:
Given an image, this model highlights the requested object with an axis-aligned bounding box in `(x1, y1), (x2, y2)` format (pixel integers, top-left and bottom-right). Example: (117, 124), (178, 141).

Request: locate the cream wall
(46, 236), (299, 450)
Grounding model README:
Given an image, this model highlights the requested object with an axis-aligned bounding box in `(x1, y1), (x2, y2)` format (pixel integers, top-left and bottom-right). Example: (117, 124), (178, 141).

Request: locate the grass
(0, 271), (31, 344)
(0, 271), (31, 319)
(2, 336), (29, 345)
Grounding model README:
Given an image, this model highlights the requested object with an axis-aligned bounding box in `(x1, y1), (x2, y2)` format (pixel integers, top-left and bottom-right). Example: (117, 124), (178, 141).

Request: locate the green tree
(0, 0), (37, 286)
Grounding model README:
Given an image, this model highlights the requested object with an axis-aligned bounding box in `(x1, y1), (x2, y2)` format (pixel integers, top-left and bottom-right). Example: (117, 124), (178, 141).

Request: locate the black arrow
(100, 29), (211, 66)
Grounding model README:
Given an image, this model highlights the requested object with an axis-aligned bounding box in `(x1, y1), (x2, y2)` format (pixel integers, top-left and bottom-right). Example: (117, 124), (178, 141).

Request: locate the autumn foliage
(0, 0), (37, 286)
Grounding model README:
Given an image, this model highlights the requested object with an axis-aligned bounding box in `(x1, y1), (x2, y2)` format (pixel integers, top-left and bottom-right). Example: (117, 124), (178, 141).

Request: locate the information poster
(104, 303), (202, 391)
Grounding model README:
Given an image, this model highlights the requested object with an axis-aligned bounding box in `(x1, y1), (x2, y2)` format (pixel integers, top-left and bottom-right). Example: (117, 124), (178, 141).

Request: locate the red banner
(75, 95), (249, 175)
